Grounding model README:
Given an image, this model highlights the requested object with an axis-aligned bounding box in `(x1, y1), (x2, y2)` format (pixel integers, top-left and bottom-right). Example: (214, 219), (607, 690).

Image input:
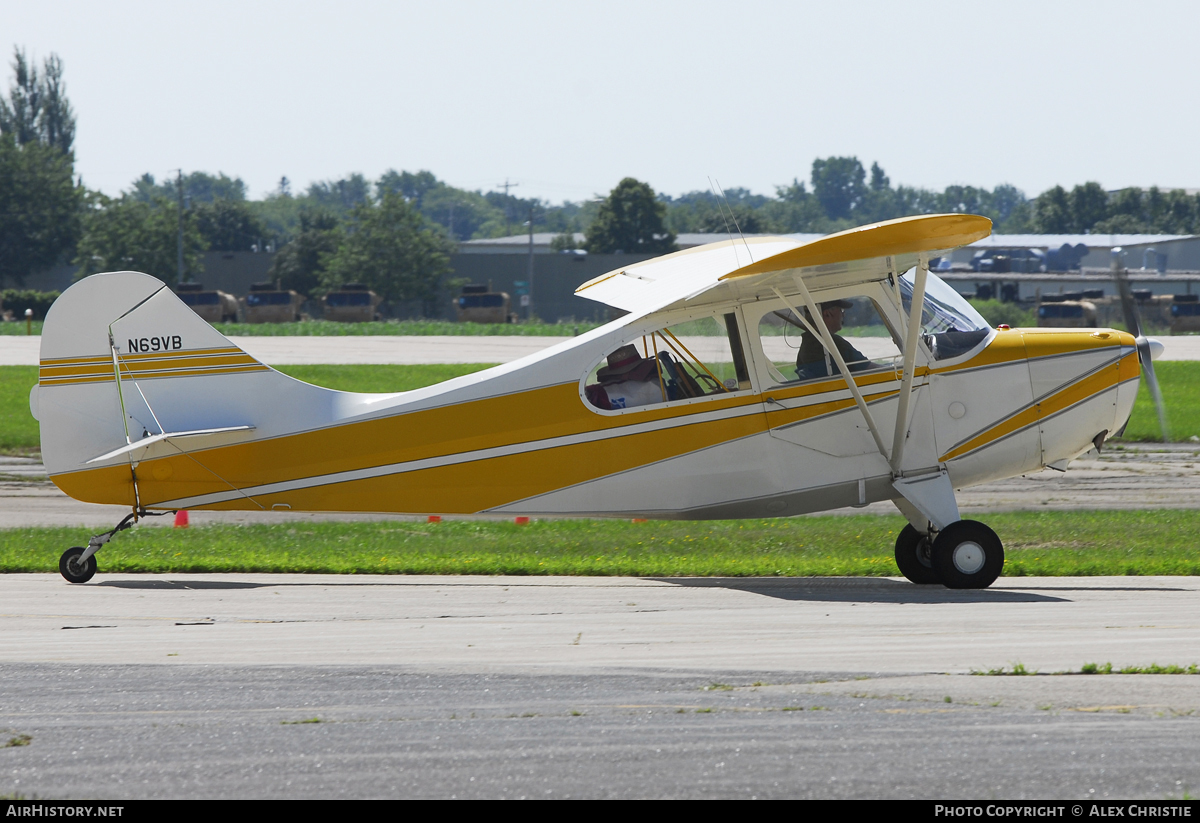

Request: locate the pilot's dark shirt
(796, 333), (870, 380)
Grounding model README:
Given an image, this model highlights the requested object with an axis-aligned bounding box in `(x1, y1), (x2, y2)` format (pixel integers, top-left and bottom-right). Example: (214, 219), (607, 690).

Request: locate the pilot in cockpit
(795, 299), (875, 380)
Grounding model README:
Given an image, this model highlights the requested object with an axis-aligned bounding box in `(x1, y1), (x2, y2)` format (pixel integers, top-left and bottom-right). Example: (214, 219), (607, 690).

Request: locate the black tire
(60, 547), (97, 584)
(894, 524), (941, 584)
(932, 520), (1004, 589)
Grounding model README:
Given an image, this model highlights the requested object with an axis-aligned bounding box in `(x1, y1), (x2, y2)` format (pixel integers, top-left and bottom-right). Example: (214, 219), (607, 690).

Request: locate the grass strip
(973, 662), (1199, 676)
(0, 367), (39, 454)
(2, 510), (1200, 576)
(273, 364), (496, 393)
(1118, 361), (1200, 441)
(0, 322), (42, 335)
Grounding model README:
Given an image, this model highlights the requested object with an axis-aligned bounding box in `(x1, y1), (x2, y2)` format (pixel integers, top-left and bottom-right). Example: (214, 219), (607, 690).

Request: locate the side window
(756, 295), (902, 385)
(584, 312), (752, 411)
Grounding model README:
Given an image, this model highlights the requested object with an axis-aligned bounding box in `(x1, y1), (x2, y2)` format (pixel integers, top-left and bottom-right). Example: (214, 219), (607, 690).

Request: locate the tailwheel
(894, 524), (941, 584)
(932, 520), (1004, 589)
(60, 546), (97, 584)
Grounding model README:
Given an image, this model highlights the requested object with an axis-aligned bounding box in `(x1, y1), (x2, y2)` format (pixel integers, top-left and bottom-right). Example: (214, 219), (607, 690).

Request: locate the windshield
(899, 270), (991, 360)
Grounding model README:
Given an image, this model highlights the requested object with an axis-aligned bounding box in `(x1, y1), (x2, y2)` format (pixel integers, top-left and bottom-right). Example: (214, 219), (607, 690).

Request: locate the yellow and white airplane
(32, 213), (1153, 588)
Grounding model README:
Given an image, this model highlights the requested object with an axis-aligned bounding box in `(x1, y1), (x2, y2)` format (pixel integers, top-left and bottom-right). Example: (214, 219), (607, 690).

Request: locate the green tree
(267, 209), (340, 296)
(1093, 188), (1149, 233)
(74, 195), (205, 285)
(810, 157), (866, 220)
(1, 49), (76, 153)
(320, 192), (453, 315)
(129, 171), (248, 204)
(377, 169), (439, 207)
(585, 178), (676, 254)
(763, 179), (829, 232)
(1033, 185), (1073, 233)
(306, 174), (372, 213)
(990, 184), (1027, 226)
(194, 199), (268, 251)
(0, 135), (81, 284)
(1069, 182), (1109, 232)
(37, 54), (74, 154)
(696, 205), (774, 234)
(0, 49), (81, 284)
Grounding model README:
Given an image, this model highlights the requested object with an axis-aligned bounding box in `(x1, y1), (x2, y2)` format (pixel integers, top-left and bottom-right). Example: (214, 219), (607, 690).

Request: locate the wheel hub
(952, 541), (985, 574)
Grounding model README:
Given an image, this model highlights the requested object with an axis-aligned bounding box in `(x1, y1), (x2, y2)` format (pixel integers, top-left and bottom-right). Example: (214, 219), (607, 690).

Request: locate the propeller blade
(1113, 259), (1142, 338)
(1137, 336), (1170, 442)
(1113, 250), (1169, 442)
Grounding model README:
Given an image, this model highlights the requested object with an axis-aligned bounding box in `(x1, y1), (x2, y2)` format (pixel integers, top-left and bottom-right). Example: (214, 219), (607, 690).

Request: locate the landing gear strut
(58, 509), (174, 584)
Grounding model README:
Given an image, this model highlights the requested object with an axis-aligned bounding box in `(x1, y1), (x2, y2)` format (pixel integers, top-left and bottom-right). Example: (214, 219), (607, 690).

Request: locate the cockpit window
(584, 313), (751, 412)
(899, 270), (991, 360)
(757, 296), (901, 384)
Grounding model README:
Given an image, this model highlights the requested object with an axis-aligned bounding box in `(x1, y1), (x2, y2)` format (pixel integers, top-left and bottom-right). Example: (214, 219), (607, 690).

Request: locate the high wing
(574, 213), (992, 315)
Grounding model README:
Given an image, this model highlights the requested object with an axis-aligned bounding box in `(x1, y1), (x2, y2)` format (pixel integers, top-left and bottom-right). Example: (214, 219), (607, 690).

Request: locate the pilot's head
(819, 299), (852, 333)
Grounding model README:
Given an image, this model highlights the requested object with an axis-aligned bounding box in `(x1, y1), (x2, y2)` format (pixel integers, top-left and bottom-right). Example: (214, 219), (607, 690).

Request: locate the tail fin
(33, 272), (293, 507)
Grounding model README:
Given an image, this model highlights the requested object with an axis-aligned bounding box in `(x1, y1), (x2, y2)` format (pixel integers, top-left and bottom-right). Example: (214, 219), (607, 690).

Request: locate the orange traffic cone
(174, 510), (189, 528)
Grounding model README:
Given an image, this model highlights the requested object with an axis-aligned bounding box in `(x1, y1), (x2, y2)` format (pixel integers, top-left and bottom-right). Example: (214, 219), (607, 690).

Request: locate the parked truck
(241, 283), (305, 323)
(175, 283), (239, 323)
(322, 283), (382, 322)
(455, 283), (516, 324)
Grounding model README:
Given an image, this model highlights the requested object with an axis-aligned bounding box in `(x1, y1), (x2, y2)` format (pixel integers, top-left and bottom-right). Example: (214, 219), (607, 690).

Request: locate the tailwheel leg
(59, 509), (174, 584)
(932, 520), (1005, 590)
(59, 546), (97, 584)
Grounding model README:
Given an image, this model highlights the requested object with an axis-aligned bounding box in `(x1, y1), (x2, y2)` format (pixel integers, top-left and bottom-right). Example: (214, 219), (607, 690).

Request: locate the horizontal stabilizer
(86, 425), (255, 465)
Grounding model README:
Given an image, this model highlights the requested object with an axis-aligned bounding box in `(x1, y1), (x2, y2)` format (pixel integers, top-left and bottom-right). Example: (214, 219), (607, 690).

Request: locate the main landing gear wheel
(894, 524), (941, 584)
(932, 520), (1004, 589)
(59, 547), (97, 584)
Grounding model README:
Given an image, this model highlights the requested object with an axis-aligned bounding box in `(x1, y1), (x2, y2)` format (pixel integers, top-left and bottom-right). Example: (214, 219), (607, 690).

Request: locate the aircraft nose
(1138, 336), (1165, 361)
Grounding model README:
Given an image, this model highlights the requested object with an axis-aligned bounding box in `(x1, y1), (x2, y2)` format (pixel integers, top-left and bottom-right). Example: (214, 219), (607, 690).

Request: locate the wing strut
(889, 254), (929, 476)
(769, 284), (890, 460)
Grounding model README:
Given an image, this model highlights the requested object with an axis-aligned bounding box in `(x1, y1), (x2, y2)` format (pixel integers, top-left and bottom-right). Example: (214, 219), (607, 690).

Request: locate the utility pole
(175, 170), (185, 284)
(497, 178), (518, 237)
(527, 206), (535, 321)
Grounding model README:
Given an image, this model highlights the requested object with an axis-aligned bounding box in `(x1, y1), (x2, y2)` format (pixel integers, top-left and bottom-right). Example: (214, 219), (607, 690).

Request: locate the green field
(4, 510), (1200, 577)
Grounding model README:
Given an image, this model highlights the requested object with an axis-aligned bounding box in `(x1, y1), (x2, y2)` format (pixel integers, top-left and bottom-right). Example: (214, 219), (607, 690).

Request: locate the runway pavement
(1, 574), (1198, 799)
(4, 573), (1198, 675)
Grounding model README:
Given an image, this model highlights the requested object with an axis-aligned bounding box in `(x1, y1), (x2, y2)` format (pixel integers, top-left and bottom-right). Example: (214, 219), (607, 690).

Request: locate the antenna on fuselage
(708, 176), (741, 267)
(713, 177), (754, 264)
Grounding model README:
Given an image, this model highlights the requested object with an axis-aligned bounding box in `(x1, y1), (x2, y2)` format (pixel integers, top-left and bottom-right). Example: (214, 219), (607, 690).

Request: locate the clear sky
(5, 0), (1196, 203)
